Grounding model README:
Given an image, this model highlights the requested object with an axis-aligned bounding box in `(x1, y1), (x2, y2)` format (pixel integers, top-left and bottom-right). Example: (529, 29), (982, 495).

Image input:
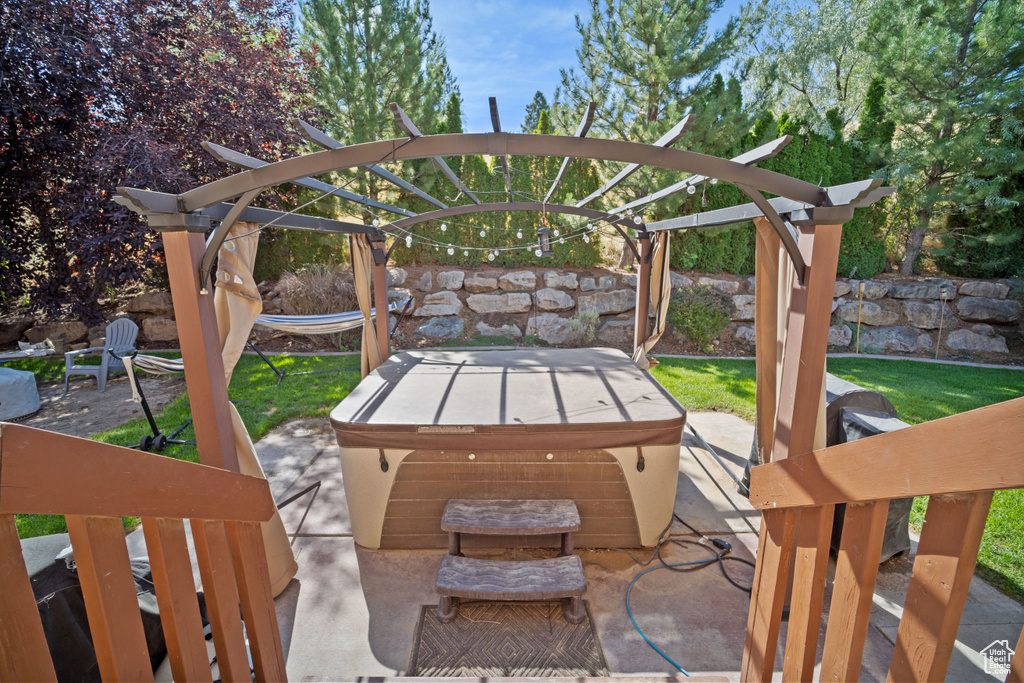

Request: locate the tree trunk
(899, 212), (929, 275)
(618, 240), (636, 270)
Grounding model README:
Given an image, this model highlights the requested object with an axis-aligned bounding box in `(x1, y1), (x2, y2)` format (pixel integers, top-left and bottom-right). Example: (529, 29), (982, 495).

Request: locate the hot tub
(330, 348), (687, 549)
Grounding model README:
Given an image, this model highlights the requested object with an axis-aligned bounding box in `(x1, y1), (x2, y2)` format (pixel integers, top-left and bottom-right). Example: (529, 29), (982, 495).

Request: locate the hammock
(254, 297), (413, 335)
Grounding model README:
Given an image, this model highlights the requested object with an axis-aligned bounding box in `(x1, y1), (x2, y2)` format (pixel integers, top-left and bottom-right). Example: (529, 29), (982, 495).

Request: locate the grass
(9, 352), (362, 539)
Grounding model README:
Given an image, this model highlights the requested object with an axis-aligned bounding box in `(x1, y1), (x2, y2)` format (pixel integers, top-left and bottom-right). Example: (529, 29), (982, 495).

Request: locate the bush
(567, 310), (600, 346)
(668, 286), (733, 353)
(275, 264), (358, 347)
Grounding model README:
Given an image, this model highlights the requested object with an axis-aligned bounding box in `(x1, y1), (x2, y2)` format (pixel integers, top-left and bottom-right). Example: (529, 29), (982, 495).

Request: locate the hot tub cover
(330, 348), (687, 450)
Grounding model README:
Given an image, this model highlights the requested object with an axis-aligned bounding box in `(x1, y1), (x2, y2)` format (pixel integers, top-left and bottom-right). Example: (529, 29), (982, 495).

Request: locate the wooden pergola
(1, 101), (1022, 683)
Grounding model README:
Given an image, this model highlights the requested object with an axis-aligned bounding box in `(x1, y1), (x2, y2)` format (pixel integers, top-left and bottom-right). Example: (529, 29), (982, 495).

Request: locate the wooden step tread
(436, 555), (586, 600)
(441, 499), (581, 535)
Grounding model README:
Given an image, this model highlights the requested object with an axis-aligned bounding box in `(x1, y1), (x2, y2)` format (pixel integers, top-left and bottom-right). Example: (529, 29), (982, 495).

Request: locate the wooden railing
(742, 396), (1024, 682)
(0, 422), (287, 682)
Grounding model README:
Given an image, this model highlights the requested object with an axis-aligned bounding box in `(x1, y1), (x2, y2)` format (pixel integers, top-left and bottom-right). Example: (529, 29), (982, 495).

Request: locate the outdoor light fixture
(536, 226), (553, 257)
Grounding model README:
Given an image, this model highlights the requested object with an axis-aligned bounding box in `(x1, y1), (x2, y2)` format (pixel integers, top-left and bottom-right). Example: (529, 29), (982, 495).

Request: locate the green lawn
(9, 352), (1024, 601)
(652, 356), (1024, 602)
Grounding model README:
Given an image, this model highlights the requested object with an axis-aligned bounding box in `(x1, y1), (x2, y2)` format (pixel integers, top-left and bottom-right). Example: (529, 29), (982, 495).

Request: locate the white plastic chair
(63, 318), (139, 393)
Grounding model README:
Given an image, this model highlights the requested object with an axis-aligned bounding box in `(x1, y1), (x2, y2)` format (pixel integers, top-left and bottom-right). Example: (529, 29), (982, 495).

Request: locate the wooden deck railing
(0, 422), (287, 682)
(742, 396), (1024, 682)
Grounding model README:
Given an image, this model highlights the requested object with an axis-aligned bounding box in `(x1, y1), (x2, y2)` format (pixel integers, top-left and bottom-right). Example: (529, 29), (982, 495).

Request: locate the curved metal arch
(176, 132), (825, 213)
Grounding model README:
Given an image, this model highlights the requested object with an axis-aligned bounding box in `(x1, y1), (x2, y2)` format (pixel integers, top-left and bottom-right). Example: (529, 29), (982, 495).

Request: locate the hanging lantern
(536, 226), (553, 257)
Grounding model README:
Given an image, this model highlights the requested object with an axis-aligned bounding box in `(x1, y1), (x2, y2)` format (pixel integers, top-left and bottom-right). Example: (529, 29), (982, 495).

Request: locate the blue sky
(430, 0), (744, 133)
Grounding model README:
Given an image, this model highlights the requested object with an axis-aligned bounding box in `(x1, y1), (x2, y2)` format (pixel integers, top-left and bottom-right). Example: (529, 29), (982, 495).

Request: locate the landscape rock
(24, 321), (89, 346)
(956, 297), (1022, 324)
(698, 276), (741, 294)
(972, 323), (995, 335)
(621, 274), (637, 288)
(858, 326), (932, 353)
(416, 316), (463, 340)
(141, 317), (178, 342)
(437, 270), (465, 290)
(261, 299), (276, 312)
(413, 291), (462, 317)
(464, 274), (499, 293)
(388, 288), (413, 302)
(598, 276), (617, 289)
(902, 301), (954, 329)
(387, 267), (408, 287)
(475, 321), (522, 338)
(579, 278), (597, 292)
(127, 291), (175, 315)
(597, 319), (635, 344)
(735, 326), (756, 344)
(88, 324), (109, 342)
(834, 280), (852, 297)
(732, 295), (755, 321)
(534, 288), (575, 312)
(958, 281), (1009, 299)
(832, 300), (839, 313)
(945, 328), (1008, 353)
(526, 313), (573, 345)
(828, 325), (852, 347)
(747, 276), (756, 293)
(0, 368), (40, 421)
(578, 290), (636, 316)
(0, 315), (34, 345)
(544, 271), (578, 289)
(271, 297), (284, 310)
(414, 272), (433, 291)
(849, 280), (889, 300)
(838, 301), (899, 327)
(499, 271), (536, 291)
(886, 278), (956, 300)
(671, 272), (694, 289)
(466, 293), (532, 314)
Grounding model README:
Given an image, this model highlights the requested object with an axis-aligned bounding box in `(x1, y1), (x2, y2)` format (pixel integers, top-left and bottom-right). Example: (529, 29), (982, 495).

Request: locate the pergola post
(633, 232), (653, 351)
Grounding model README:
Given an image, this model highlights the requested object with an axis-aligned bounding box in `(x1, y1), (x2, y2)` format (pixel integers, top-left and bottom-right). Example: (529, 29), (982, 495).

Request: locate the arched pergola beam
(172, 133), (826, 214)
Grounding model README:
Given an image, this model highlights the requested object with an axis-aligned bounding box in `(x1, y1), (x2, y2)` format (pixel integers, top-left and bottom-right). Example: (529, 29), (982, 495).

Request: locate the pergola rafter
(543, 102), (597, 204)
(488, 97), (514, 202)
(389, 103), (482, 205)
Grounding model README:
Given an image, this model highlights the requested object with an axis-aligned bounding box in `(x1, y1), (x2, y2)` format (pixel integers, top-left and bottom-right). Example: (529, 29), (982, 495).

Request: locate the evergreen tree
(522, 91), (549, 132)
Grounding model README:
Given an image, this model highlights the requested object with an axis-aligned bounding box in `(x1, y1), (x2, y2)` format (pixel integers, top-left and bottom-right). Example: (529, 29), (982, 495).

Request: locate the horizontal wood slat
(748, 396), (1024, 509)
(0, 514), (57, 682)
(0, 423), (274, 521)
(66, 515), (154, 682)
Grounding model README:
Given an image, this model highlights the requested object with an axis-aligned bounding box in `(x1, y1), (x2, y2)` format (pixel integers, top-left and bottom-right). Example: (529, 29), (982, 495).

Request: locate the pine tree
(522, 91), (549, 132)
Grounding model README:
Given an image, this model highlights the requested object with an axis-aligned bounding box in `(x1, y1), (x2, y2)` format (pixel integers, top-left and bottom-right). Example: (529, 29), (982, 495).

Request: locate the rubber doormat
(409, 601), (608, 677)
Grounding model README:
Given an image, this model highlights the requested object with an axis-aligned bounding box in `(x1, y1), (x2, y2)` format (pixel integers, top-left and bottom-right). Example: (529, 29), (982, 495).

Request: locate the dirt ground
(19, 373), (187, 440)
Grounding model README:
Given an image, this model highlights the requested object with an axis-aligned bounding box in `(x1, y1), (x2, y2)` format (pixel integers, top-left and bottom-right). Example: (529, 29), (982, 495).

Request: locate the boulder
(437, 270), (465, 290)
(0, 368), (40, 421)
(746, 276), (756, 293)
(0, 314), (34, 345)
(858, 326), (932, 353)
(902, 301), (954, 329)
(464, 274), (499, 293)
(416, 316), (464, 340)
(388, 287), (413, 302)
(498, 271), (536, 291)
(261, 299), (277, 313)
(579, 278), (597, 292)
(578, 290), (635, 316)
(828, 325), (852, 347)
(732, 295), (755, 322)
(834, 280), (852, 297)
(413, 291), (462, 317)
(849, 280), (889, 300)
(621, 274), (637, 288)
(141, 317), (178, 342)
(534, 288), (575, 312)
(597, 319), (635, 344)
(475, 321), (522, 338)
(526, 313), (572, 345)
(958, 280), (1009, 299)
(671, 272), (694, 289)
(956, 297), (1022, 324)
(24, 321), (89, 345)
(544, 271), (578, 289)
(735, 326), (756, 344)
(945, 328), (1008, 353)
(88, 324), (108, 342)
(466, 293), (532, 314)
(832, 300), (839, 313)
(598, 276), (617, 289)
(414, 272), (433, 291)
(886, 278), (956, 300)
(127, 291), (175, 315)
(387, 267), (408, 287)
(698, 276), (741, 294)
(838, 301), (899, 327)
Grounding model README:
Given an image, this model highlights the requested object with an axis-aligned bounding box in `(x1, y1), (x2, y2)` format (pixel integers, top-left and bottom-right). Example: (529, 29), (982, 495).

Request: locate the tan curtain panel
(214, 221), (298, 597)
(632, 232), (671, 369)
(351, 233), (383, 378)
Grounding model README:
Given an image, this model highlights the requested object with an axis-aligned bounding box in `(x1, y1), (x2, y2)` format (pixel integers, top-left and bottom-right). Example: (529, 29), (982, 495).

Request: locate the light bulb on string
(553, 228), (560, 237)
(633, 215), (641, 224)
(535, 249), (542, 257)
(687, 185), (696, 195)
(447, 247), (454, 255)
(516, 230), (523, 239)
(405, 235), (412, 247)
(440, 222), (447, 232)
(487, 252), (495, 261)
(583, 235), (590, 243)
(372, 218), (379, 227)
(710, 178), (718, 185)
(479, 230), (486, 237)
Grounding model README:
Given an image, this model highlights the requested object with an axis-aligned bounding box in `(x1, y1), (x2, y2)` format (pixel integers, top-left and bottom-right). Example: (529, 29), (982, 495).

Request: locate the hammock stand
(249, 297), (413, 386)
(113, 349), (194, 452)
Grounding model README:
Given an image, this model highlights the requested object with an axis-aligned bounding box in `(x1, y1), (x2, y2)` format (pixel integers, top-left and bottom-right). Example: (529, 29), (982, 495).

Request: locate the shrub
(668, 286), (733, 353)
(567, 310), (600, 346)
(275, 263), (358, 347)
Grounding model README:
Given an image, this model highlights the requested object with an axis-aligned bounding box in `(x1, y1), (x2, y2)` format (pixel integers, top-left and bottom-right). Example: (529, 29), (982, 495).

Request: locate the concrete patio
(231, 410), (1023, 681)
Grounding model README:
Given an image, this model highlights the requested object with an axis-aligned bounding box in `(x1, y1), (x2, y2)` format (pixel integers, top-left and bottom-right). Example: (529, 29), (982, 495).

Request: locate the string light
(710, 178), (718, 185)
(479, 229), (486, 237)
(553, 228), (560, 237)
(440, 222), (447, 232)
(687, 185), (697, 194)
(447, 247), (454, 255)
(487, 252), (495, 261)
(516, 230), (523, 239)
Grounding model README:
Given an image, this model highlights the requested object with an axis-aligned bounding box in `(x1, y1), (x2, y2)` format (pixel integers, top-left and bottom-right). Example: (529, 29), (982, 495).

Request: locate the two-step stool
(435, 499), (587, 624)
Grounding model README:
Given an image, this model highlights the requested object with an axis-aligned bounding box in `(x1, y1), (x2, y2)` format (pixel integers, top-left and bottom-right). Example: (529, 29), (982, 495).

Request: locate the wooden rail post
(752, 217), (782, 465)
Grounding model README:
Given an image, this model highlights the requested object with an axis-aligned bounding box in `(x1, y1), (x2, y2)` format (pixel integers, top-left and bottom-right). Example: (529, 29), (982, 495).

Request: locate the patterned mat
(409, 601), (609, 677)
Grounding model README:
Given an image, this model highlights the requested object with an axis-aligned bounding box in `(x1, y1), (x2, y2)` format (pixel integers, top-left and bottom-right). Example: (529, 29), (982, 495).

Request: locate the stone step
(441, 498), (581, 536)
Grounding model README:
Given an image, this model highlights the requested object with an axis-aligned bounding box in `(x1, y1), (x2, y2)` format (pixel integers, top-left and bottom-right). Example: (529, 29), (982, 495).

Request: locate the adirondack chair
(64, 318), (139, 393)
